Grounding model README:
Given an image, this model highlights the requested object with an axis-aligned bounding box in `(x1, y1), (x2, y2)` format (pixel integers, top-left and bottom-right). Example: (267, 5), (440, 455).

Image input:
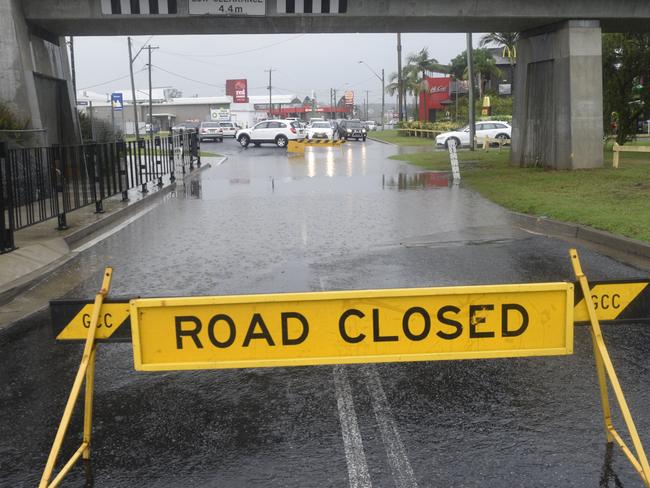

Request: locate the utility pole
(381, 68), (385, 129)
(69, 37), (77, 102)
(128, 37), (140, 140)
(265, 68), (275, 119)
(397, 33), (403, 121)
(365, 90), (370, 120)
(145, 45), (159, 136)
(466, 33), (476, 151)
(333, 89), (337, 118)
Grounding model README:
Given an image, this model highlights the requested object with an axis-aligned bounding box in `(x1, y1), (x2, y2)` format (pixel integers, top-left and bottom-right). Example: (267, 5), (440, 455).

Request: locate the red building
(419, 77), (451, 122)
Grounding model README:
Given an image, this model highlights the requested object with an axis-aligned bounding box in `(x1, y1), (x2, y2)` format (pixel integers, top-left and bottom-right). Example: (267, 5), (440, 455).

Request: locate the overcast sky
(74, 33), (484, 104)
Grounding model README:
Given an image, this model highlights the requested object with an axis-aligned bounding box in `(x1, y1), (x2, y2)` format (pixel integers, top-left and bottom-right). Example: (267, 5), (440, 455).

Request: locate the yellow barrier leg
(82, 345), (97, 460)
(39, 268), (113, 488)
(570, 250), (650, 487)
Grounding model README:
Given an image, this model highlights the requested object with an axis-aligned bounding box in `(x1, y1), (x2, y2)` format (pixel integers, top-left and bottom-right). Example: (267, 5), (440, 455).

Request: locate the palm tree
(469, 50), (502, 99)
(385, 67), (421, 121)
(405, 48), (448, 121)
(480, 32), (520, 91)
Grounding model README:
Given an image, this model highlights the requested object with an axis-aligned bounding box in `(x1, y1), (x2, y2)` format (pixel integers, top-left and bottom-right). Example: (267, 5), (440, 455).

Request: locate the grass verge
(370, 129), (437, 146)
(390, 145), (650, 243)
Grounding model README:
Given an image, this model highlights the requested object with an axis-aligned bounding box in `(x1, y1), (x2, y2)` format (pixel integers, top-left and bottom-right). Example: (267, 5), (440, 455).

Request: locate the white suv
(236, 120), (303, 148)
(436, 121), (512, 148)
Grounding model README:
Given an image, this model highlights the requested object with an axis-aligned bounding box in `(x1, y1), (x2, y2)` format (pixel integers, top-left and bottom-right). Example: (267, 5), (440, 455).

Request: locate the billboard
(226, 79), (249, 103)
(344, 91), (354, 106)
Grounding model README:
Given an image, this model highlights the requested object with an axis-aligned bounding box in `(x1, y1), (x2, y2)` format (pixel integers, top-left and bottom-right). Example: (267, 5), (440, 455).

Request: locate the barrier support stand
(570, 249), (650, 487)
(39, 267), (113, 488)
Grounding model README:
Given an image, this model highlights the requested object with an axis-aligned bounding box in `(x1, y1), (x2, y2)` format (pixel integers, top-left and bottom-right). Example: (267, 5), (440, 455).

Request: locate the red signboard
(226, 79), (249, 103)
(419, 77), (451, 120)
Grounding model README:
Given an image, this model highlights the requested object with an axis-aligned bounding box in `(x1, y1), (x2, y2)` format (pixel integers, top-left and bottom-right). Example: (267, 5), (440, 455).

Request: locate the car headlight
(347, 129), (352, 133)
(362, 129), (367, 133)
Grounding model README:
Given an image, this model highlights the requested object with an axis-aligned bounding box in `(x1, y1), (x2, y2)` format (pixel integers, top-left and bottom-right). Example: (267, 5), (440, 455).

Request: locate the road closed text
(130, 283), (573, 371)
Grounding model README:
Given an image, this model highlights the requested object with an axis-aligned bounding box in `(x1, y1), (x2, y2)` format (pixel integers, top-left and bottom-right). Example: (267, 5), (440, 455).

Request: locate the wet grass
(391, 145), (650, 243)
(370, 129), (437, 146)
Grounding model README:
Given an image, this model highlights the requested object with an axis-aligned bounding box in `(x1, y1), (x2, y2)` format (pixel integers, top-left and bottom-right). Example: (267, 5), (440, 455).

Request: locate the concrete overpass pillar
(0, 0), (80, 146)
(511, 20), (603, 169)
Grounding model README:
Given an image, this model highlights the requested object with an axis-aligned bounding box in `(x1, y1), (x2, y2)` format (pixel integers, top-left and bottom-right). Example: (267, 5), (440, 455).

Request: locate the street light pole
(397, 33), (403, 121)
(358, 61), (384, 126)
(265, 68), (275, 119)
(466, 33), (476, 151)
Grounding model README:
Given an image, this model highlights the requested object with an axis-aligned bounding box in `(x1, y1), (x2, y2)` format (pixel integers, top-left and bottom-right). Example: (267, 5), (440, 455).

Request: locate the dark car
(337, 119), (367, 141)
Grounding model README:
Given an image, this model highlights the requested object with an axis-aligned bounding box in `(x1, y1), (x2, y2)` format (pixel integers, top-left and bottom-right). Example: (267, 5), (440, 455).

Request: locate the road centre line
(333, 364), (373, 488)
(362, 365), (419, 488)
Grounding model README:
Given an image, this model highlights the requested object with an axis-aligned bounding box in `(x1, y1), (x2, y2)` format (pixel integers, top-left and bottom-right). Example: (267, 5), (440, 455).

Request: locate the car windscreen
(312, 122), (330, 128)
(201, 122), (220, 127)
(346, 121), (363, 128)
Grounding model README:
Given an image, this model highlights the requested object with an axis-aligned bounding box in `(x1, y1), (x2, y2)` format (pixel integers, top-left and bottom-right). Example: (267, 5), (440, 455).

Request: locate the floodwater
(1, 139), (649, 487)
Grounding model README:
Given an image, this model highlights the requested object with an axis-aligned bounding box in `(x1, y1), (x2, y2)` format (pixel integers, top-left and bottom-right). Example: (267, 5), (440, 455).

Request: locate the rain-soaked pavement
(1, 139), (649, 487)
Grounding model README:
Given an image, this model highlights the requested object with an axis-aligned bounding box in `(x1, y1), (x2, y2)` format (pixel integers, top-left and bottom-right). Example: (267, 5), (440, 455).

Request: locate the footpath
(0, 161), (217, 330)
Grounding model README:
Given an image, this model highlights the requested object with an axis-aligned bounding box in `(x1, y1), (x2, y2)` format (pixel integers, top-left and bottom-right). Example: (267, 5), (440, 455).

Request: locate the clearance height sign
(130, 283), (573, 371)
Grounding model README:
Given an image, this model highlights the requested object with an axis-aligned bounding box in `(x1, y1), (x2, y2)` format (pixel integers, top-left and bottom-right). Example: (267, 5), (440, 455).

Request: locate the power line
(78, 68), (147, 90)
(150, 64), (225, 89)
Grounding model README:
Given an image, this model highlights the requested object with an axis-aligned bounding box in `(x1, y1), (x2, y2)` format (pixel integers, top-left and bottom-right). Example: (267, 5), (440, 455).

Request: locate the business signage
(226, 79), (249, 103)
(344, 91), (354, 106)
(211, 107), (231, 121)
(189, 0), (266, 16)
(111, 92), (124, 112)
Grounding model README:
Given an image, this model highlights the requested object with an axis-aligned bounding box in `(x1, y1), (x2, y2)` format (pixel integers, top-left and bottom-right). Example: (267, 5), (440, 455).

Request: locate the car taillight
(290, 127), (297, 134)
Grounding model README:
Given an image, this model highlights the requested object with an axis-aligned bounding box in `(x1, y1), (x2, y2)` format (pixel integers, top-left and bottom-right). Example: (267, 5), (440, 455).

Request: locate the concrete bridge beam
(511, 20), (604, 169)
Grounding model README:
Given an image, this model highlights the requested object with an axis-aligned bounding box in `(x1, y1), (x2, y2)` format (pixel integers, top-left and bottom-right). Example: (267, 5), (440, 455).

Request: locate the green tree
(602, 33), (650, 145)
(447, 48), (501, 98)
(480, 32), (519, 90)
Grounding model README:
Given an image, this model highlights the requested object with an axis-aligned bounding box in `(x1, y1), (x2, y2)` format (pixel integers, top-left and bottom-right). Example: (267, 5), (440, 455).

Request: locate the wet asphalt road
(1, 138), (649, 487)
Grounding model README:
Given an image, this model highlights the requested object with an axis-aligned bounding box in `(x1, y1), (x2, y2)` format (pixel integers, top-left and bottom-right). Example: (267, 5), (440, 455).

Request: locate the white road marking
(333, 365), (373, 488)
(362, 365), (419, 488)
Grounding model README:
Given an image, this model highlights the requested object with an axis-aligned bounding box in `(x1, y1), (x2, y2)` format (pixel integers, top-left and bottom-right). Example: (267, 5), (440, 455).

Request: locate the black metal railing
(0, 131), (199, 253)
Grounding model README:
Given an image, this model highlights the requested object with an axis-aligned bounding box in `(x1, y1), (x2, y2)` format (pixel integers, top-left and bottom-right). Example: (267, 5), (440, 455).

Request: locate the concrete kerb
(367, 136), (397, 146)
(0, 162), (215, 310)
(510, 212), (650, 262)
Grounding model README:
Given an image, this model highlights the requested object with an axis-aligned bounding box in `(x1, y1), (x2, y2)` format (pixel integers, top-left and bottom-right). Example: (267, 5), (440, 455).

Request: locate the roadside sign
(111, 93), (123, 112)
(76, 100), (89, 106)
(51, 299), (132, 341)
(574, 280), (650, 323)
(49, 280), (650, 343)
(130, 283), (573, 371)
(189, 0), (266, 16)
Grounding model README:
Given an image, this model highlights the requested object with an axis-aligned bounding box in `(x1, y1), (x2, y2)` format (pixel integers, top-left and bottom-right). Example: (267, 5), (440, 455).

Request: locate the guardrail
(612, 142), (650, 168)
(0, 131), (199, 254)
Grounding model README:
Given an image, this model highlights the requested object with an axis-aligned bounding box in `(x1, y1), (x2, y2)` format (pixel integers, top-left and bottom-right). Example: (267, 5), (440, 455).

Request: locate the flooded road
(1, 139), (649, 487)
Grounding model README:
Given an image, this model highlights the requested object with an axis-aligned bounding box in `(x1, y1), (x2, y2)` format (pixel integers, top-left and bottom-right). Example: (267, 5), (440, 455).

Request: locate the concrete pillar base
(0, 0), (79, 146)
(511, 20), (604, 169)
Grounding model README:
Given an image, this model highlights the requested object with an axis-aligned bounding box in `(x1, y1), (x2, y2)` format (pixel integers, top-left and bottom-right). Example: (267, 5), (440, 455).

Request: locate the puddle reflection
(383, 172), (450, 191)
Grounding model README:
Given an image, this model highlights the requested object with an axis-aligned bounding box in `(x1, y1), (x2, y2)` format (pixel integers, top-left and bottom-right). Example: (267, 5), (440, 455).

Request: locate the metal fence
(0, 131), (199, 254)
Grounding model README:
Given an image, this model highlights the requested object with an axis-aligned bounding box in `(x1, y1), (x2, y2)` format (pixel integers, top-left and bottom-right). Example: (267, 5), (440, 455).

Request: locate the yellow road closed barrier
(288, 138), (346, 153)
(40, 251), (650, 487)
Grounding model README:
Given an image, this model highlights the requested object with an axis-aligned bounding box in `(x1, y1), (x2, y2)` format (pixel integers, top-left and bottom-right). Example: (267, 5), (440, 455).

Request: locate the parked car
(436, 121), (512, 148)
(337, 119), (367, 141)
(218, 121), (238, 137)
(364, 121), (377, 131)
(172, 121), (199, 132)
(198, 122), (224, 142)
(235, 119), (304, 148)
(306, 121), (334, 140)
